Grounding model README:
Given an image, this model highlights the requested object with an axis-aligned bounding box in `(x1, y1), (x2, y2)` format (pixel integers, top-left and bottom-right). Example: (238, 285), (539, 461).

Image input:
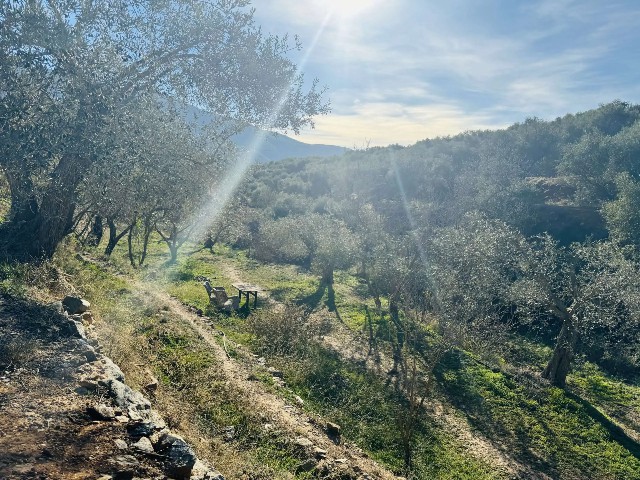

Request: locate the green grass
(55, 238), (640, 480)
(276, 347), (500, 479)
(437, 352), (640, 480)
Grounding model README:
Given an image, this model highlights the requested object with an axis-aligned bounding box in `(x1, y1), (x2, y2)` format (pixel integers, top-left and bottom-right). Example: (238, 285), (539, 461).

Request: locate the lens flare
(190, 12), (333, 241)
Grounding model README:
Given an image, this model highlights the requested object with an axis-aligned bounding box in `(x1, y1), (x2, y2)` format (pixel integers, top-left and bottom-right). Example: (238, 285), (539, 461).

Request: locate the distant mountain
(232, 126), (347, 163)
(181, 104), (347, 163)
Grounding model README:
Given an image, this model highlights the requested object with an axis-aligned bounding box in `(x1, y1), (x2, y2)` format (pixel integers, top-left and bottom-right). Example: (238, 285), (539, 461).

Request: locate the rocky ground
(0, 295), (222, 480)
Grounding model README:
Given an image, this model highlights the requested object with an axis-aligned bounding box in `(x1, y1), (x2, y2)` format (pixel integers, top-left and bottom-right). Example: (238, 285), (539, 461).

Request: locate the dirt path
(132, 279), (400, 480)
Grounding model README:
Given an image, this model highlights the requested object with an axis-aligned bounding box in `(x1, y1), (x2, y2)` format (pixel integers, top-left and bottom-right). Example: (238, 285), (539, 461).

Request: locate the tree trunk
(127, 226), (136, 268)
(89, 215), (104, 246)
(543, 315), (578, 387)
(1, 155), (82, 260)
(321, 267), (334, 286)
(104, 218), (132, 257)
(168, 242), (178, 264)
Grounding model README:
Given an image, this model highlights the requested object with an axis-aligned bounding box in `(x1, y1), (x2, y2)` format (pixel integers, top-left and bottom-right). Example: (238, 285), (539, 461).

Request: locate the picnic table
(231, 283), (262, 309)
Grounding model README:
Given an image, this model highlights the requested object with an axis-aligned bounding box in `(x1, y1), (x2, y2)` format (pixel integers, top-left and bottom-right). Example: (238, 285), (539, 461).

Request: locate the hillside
(3, 101), (640, 479)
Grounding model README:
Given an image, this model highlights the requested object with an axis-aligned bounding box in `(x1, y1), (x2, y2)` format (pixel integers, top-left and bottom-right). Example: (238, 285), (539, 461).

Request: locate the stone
(127, 407), (143, 421)
(62, 296), (91, 315)
(69, 320), (87, 339)
(294, 395), (304, 406)
(295, 458), (318, 473)
(87, 404), (116, 420)
(71, 338), (98, 361)
(267, 367), (284, 378)
(294, 437), (314, 449)
(105, 379), (150, 413)
(127, 413), (167, 440)
(327, 422), (342, 438)
(81, 311), (94, 324)
(132, 436), (155, 454)
(313, 447), (328, 459)
(190, 460), (226, 480)
(111, 454), (139, 470)
(157, 433), (197, 479)
(223, 426), (235, 442)
(50, 301), (64, 314)
(143, 375), (158, 393)
(114, 439), (128, 450)
(99, 357), (126, 383)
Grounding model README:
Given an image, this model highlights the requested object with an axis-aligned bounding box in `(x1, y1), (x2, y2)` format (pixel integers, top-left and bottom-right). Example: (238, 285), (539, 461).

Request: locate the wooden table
(231, 283), (262, 309)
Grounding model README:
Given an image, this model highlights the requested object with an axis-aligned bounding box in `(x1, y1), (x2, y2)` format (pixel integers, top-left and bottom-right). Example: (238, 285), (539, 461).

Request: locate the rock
(157, 433), (197, 479)
(105, 379), (150, 413)
(267, 367), (283, 378)
(313, 447), (328, 459)
(62, 296), (91, 315)
(87, 404), (116, 420)
(96, 357), (126, 383)
(294, 437), (314, 449)
(144, 378), (159, 393)
(111, 454), (139, 471)
(50, 301), (64, 314)
(114, 439), (128, 450)
(69, 320), (87, 339)
(294, 395), (304, 406)
(223, 426), (235, 442)
(132, 436), (155, 454)
(327, 421), (342, 438)
(81, 311), (94, 324)
(190, 460), (226, 480)
(127, 406), (143, 421)
(296, 458), (318, 473)
(71, 338), (97, 361)
(127, 413), (167, 439)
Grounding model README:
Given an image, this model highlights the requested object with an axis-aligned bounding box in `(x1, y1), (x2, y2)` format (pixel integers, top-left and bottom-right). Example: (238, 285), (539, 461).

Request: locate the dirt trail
(132, 279), (400, 480)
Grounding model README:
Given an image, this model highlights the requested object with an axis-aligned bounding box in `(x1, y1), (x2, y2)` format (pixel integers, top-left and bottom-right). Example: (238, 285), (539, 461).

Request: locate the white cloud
(253, 0), (640, 147)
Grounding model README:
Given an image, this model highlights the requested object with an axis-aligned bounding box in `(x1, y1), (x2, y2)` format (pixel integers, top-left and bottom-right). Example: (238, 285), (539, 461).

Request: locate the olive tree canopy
(0, 0), (328, 259)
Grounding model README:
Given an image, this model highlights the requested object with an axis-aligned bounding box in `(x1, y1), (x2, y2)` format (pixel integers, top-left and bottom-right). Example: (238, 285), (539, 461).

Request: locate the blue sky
(251, 0), (640, 148)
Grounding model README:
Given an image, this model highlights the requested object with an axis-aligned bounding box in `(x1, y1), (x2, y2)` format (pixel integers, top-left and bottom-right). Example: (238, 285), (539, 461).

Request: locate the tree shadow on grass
(434, 351), (640, 478)
(565, 389), (640, 461)
(298, 283), (326, 310)
(296, 282), (344, 324)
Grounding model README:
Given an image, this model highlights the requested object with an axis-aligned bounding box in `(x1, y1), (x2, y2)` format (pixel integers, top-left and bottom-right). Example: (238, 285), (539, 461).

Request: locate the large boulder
(62, 296), (91, 315)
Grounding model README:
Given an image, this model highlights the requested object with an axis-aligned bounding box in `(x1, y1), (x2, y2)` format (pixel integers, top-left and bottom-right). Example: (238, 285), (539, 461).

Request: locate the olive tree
(427, 213), (640, 386)
(0, 0), (328, 260)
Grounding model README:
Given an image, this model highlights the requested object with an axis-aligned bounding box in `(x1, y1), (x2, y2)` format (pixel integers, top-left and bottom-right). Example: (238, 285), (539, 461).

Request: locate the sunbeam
(188, 12), (332, 244)
(190, 12), (334, 241)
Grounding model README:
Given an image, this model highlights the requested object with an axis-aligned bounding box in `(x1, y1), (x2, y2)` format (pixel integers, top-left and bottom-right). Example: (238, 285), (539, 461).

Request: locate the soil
(0, 297), (166, 480)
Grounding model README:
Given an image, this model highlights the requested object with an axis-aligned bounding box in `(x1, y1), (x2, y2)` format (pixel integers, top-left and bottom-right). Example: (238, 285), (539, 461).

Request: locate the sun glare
(318, 0), (381, 20)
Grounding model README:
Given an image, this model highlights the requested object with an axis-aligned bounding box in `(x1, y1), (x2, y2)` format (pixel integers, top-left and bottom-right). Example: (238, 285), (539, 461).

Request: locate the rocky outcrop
(57, 297), (225, 480)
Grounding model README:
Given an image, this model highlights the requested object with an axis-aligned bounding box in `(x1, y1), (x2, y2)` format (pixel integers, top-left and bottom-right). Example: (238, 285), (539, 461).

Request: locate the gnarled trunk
(543, 315), (578, 387)
(1, 154), (84, 261)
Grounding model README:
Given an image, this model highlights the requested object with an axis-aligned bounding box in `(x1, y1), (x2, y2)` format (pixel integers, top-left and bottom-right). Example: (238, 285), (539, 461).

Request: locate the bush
(247, 304), (326, 357)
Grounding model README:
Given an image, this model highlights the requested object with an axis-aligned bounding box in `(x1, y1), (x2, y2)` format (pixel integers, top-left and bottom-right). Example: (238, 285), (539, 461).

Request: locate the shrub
(247, 304), (326, 357)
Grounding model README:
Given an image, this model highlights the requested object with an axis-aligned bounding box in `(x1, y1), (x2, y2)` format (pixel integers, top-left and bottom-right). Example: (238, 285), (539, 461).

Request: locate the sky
(251, 0), (640, 148)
